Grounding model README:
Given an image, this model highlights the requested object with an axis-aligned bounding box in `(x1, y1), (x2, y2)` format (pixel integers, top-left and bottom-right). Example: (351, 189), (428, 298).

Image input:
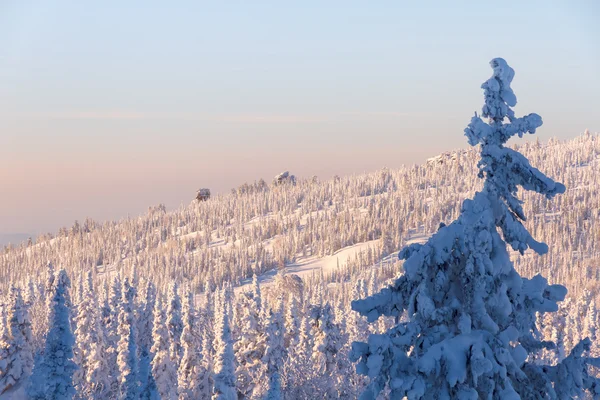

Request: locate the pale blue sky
(0, 1), (598, 235)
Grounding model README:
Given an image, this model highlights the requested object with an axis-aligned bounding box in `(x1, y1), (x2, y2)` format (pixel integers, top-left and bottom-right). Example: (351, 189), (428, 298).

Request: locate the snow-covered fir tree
(0, 286), (33, 394)
(116, 277), (139, 400)
(350, 58), (599, 399)
(178, 289), (204, 400)
(29, 269), (77, 400)
(260, 300), (286, 399)
(150, 295), (178, 400)
(73, 271), (110, 398)
(212, 309), (236, 400)
(138, 280), (156, 399)
(167, 281), (184, 367)
(233, 289), (266, 399)
(311, 303), (342, 399)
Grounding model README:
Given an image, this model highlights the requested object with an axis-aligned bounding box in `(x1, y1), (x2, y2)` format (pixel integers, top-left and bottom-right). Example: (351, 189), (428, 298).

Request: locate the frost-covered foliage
(178, 290), (203, 400)
(233, 288), (266, 398)
(311, 303), (343, 398)
(212, 311), (236, 400)
(350, 59), (599, 399)
(167, 281), (183, 366)
(138, 280), (156, 399)
(116, 278), (139, 400)
(29, 269), (77, 400)
(0, 286), (33, 395)
(261, 301), (286, 399)
(150, 296), (178, 400)
(73, 271), (110, 398)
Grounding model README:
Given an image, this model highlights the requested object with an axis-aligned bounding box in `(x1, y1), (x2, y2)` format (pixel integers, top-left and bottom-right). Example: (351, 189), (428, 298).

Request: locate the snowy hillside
(1, 133), (598, 299)
(0, 129), (598, 398)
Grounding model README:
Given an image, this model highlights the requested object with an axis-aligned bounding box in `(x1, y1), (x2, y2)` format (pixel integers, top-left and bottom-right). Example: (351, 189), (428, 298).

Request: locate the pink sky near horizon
(1, 110), (464, 235)
(1, 1), (598, 235)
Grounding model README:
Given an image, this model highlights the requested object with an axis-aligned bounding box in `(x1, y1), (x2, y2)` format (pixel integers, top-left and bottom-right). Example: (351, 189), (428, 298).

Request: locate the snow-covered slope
(0, 133), (598, 302)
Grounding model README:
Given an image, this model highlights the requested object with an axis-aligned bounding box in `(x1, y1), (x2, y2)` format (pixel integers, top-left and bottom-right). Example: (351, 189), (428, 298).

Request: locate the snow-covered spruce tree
(73, 271), (110, 398)
(178, 289), (203, 400)
(350, 58), (600, 399)
(0, 286), (33, 394)
(197, 324), (213, 399)
(43, 262), (55, 308)
(284, 294), (300, 349)
(212, 310), (236, 400)
(294, 310), (314, 390)
(106, 275), (123, 394)
(167, 281), (183, 366)
(281, 294), (304, 396)
(311, 303), (342, 399)
(150, 295), (178, 400)
(29, 269), (77, 400)
(138, 280), (156, 399)
(233, 290), (266, 398)
(260, 302), (286, 399)
(116, 277), (139, 400)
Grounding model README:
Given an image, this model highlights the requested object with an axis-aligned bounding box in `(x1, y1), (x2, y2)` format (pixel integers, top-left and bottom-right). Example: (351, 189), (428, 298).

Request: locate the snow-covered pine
(200, 281), (215, 365)
(0, 286), (33, 395)
(167, 281), (183, 367)
(349, 279), (368, 344)
(197, 323), (213, 399)
(43, 262), (55, 309)
(28, 269), (77, 400)
(24, 277), (35, 306)
(116, 277), (139, 400)
(334, 298), (356, 399)
(252, 274), (263, 316)
(178, 289), (203, 400)
(212, 310), (236, 400)
(311, 303), (342, 399)
(72, 271), (110, 398)
(150, 295), (178, 400)
(284, 294), (300, 349)
(104, 274), (123, 395)
(260, 299), (286, 399)
(138, 279), (156, 399)
(233, 289), (266, 399)
(350, 58), (599, 399)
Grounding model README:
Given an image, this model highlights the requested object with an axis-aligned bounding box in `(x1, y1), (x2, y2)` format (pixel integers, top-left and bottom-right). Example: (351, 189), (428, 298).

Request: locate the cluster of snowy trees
(0, 59), (598, 398)
(2, 261), (598, 398)
(0, 263), (398, 398)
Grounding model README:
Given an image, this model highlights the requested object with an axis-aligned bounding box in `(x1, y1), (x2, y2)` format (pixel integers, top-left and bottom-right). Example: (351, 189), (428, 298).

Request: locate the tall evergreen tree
(178, 289), (203, 400)
(212, 310), (236, 400)
(261, 304), (286, 400)
(0, 286), (34, 394)
(311, 303), (342, 399)
(350, 59), (599, 398)
(167, 281), (184, 366)
(138, 280), (157, 399)
(73, 271), (110, 398)
(233, 291), (265, 398)
(116, 278), (139, 400)
(150, 296), (178, 400)
(284, 294), (300, 349)
(106, 275), (123, 394)
(29, 269), (77, 400)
